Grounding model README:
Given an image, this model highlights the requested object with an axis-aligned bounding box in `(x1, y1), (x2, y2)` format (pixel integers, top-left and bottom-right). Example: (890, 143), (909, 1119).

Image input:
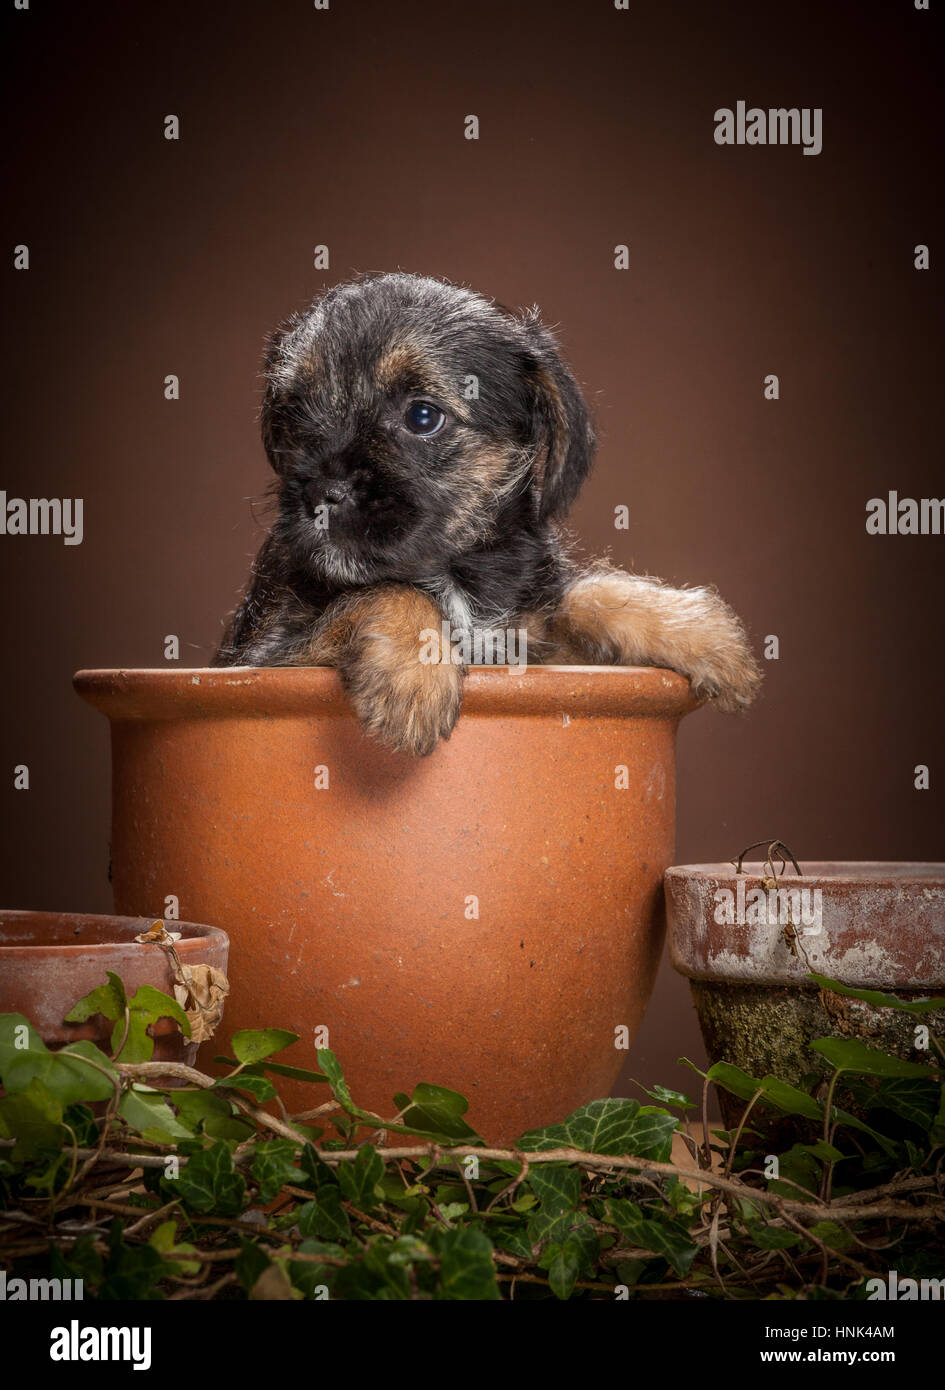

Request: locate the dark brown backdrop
(2, 0), (942, 1100)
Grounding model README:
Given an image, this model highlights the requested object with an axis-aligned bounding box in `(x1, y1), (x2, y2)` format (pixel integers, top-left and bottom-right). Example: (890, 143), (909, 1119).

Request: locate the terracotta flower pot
(0, 910), (229, 1066)
(665, 861), (945, 1130)
(75, 666), (698, 1141)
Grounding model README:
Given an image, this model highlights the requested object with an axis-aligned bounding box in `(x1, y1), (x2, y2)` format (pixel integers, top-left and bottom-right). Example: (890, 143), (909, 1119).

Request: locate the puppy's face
(261, 273), (594, 584)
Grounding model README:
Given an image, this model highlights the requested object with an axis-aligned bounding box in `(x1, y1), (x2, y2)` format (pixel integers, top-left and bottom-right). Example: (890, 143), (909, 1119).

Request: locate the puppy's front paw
(680, 594), (762, 713)
(344, 653), (464, 756)
(551, 571), (762, 713)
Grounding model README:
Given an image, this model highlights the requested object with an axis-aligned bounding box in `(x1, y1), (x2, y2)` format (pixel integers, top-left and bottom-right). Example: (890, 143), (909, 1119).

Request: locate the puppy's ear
(520, 312), (595, 522)
(260, 314), (305, 476)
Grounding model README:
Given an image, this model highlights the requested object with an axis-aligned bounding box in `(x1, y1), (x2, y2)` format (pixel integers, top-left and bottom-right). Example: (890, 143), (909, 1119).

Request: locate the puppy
(214, 273), (761, 753)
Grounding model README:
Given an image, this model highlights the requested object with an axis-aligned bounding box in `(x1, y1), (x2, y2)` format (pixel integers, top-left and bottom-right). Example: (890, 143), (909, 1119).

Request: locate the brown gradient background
(1, 0), (942, 1102)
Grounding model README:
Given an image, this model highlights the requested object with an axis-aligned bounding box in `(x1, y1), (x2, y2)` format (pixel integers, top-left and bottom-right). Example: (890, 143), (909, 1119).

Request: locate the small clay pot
(0, 911), (229, 1066)
(75, 665), (699, 1142)
(665, 862), (945, 1131)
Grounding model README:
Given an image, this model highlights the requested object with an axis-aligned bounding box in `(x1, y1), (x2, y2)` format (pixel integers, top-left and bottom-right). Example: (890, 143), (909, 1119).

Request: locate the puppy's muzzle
(304, 476), (356, 512)
(323, 480), (353, 506)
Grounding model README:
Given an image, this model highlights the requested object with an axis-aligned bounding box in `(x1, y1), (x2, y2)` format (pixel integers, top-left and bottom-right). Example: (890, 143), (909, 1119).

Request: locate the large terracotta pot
(75, 666), (698, 1141)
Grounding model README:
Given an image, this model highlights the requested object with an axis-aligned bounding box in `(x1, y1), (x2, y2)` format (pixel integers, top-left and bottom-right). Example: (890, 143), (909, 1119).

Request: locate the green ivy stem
(53, 1046), (128, 1202)
(724, 1088), (764, 1178)
(109, 1005), (131, 1062)
(114, 1061), (312, 1145)
(59, 1120), (80, 1202)
(819, 1066), (845, 1203)
(455, 1160), (479, 1214)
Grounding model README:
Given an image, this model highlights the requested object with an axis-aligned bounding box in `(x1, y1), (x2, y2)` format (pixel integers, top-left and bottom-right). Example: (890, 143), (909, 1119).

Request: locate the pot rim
(73, 665), (701, 721)
(666, 861), (945, 886)
(0, 910), (229, 957)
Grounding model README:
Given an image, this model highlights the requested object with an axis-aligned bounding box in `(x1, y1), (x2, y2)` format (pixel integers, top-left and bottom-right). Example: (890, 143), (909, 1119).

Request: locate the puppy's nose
(323, 480), (353, 506)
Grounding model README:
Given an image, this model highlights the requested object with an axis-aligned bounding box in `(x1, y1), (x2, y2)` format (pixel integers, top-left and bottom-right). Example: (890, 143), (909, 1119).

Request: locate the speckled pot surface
(75, 666), (698, 1142)
(666, 862), (945, 1126)
(0, 911), (229, 1065)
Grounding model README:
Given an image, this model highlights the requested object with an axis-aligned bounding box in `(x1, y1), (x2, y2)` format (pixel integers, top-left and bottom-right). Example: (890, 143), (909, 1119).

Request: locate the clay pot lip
(666, 864), (945, 989)
(0, 910), (229, 957)
(73, 664), (701, 721)
(666, 861), (945, 886)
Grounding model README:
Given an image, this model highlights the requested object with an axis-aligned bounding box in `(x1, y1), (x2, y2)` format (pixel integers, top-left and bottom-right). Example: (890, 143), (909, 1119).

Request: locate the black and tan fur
(214, 273), (761, 753)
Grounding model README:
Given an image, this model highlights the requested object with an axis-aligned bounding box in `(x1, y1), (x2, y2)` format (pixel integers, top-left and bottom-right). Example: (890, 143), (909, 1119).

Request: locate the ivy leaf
(119, 1087), (194, 1141)
(290, 1240), (344, 1298)
(174, 1140), (246, 1216)
(809, 973), (945, 1015)
(337, 1143), (384, 1209)
(149, 1221), (200, 1275)
(301, 1142), (338, 1192)
(767, 1144), (822, 1200)
(532, 1211), (600, 1301)
(809, 1039), (937, 1078)
(98, 1220), (166, 1300)
(204, 1114), (255, 1141)
(252, 1140), (300, 1203)
(64, 972), (126, 1024)
(172, 1089), (238, 1132)
(809, 1220), (854, 1251)
(745, 1221), (801, 1250)
(527, 1163), (582, 1215)
(433, 1226), (501, 1300)
(707, 1062), (823, 1120)
(868, 1078), (941, 1130)
(297, 1188), (351, 1242)
(640, 1084), (694, 1109)
(495, 1224), (534, 1260)
(247, 1060), (328, 1083)
(213, 1072), (277, 1103)
(519, 1097), (675, 1158)
(26, 1150), (69, 1193)
(677, 1056), (708, 1079)
(51, 1235), (103, 1290)
(109, 986), (191, 1064)
(604, 1199), (698, 1277)
(385, 1235), (435, 1268)
(63, 1103), (100, 1147)
(0, 1014), (47, 1079)
(392, 1083), (482, 1142)
(317, 1049), (378, 1122)
(797, 1140), (846, 1163)
(545, 1240), (582, 1300)
(625, 1107), (681, 1161)
(235, 1238), (272, 1293)
(231, 1029), (299, 1065)
(0, 1076), (64, 1160)
(2, 1039), (117, 1106)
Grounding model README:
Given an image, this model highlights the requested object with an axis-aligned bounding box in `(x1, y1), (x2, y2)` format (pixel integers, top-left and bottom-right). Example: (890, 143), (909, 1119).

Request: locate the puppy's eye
(404, 401), (446, 436)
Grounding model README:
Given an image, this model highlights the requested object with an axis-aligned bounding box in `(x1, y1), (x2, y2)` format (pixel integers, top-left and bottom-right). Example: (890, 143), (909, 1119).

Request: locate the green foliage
(0, 968), (943, 1301)
(65, 974), (191, 1063)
